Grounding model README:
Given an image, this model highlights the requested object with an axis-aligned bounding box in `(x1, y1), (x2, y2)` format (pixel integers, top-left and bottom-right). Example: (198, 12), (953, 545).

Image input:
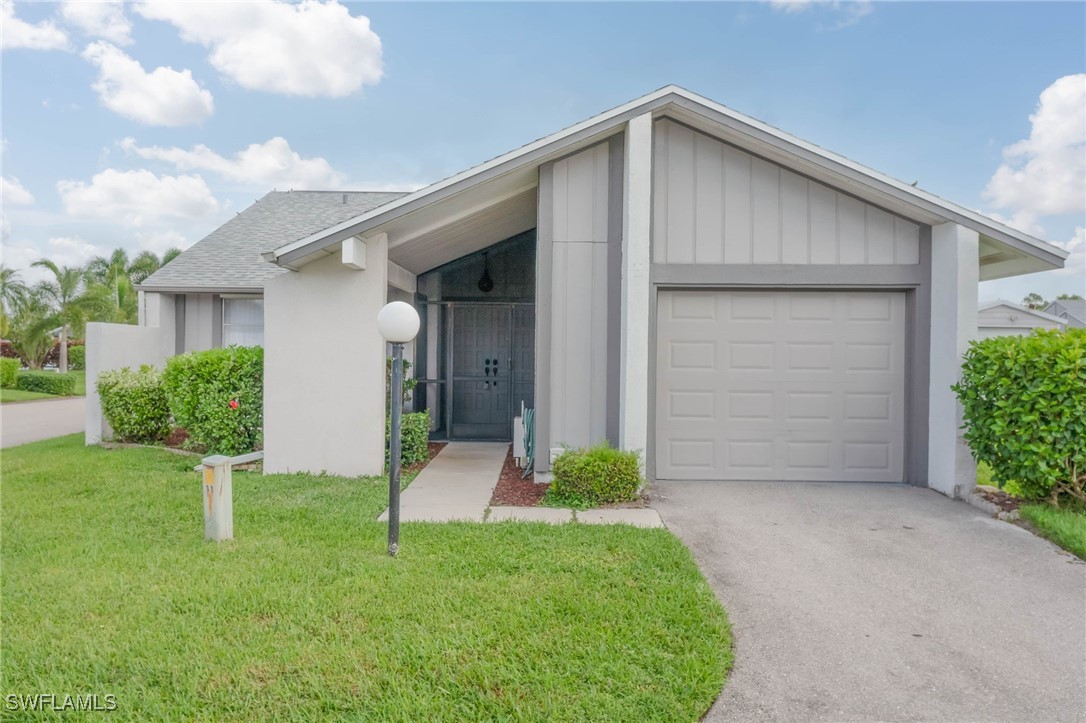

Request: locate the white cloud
(984, 74), (1086, 230)
(1053, 226), (1085, 278)
(762, 0), (872, 28)
(120, 136), (347, 190)
(57, 168), (219, 226)
(135, 229), (189, 254)
(1, 215), (11, 242)
(82, 41), (214, 126)
(1, 236), (106, 283)
(134, 0), (382, 97)
(1, 176), (34, 205)
(60, 0), (132, 45)
(1, 0), (70, 50)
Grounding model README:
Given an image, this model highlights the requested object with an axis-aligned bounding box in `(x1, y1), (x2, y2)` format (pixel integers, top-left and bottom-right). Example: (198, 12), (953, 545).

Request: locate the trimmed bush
(67, 345), (85, 371)
(387, 411), (430, 466)
(97, 366), (172, 443)
(0, 358), (19, 388)
(43, 341), (84, 369)
(162, 346), (263, 455)
(548, 444), (642, 507)
(16, 371), (76, 396)
(953, 329), (1085, 504)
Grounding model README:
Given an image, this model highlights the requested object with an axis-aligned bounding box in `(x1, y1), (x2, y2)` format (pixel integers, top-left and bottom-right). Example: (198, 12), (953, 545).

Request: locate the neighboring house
(976, 300), (1067, 339)
(85, 86), (1068, 499)
(1044, 298), (1085, 328)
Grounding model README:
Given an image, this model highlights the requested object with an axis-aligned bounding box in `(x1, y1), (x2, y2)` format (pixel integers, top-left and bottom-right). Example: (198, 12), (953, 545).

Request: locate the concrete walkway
(0, 397), (86, 449)
(654, 480), (1086, 722)
(378, 441), (665, 527)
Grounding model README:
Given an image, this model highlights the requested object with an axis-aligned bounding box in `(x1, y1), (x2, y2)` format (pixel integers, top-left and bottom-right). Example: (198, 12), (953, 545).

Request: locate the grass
(0, 370), (85, 403)
(976, 462), (1084, 560)
(1019, 504), (1086, 561)
(1, 436), (732, 721)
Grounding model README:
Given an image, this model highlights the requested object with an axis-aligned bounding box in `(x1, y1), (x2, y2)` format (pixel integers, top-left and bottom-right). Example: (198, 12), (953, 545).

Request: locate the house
(85, 86), (1068, 498)
(1044, 298), (1085, 328)
(976, 300), (1067, 339)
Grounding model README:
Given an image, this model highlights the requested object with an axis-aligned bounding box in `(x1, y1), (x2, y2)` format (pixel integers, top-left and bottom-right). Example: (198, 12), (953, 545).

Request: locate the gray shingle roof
(1046, 298), (1085, 325)
(139, 190), (406, 291)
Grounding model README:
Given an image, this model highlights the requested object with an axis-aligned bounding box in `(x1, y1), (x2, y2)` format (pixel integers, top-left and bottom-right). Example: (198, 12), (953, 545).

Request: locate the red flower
(229, 399), (239, 410)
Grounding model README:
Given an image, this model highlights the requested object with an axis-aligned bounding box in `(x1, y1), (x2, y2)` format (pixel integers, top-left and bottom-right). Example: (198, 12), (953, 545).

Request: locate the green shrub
(97, 366), (171, 443)
(546, 444), (642, 508)
(387, 412), (430, 466)
(16, 371), (75, 396)
(67, 345), (85, 371)
(953, 329), (1085, 504)
(0, 358), (20, 388)
(162, 346), (263, 455)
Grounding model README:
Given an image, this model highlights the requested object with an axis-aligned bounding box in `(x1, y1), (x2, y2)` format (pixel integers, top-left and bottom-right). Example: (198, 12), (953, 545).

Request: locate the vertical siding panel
(866, 206), (895, 264)
(723, 146), (752, 264)
(894, 218), (921, 264)
(780, 170), (809, 263)
(592, 144), (610, 244)
(591, 243), (609, 442)
(808, 182), (837, 264)
(549, 243), (568, 444)
(552, 159), (568, 245)
(751, 157), (781, 263)
(566, 150), (596, 243)
(837, 194), (867, 264)
(694, 132), (724, 263)
(666, 123), (696, 263)
(653, 120), (669, 263)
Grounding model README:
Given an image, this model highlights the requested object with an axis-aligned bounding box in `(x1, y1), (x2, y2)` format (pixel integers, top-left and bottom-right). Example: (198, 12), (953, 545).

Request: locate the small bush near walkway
(954, 329), (1085, 505)
(16, 371), (76, 396)
(386, 411), (430, 466)
(546, 444), (642, 508)
(162, 346), (263, 455)
(97, 366), (172, 444)
(0, 359), (19, 388)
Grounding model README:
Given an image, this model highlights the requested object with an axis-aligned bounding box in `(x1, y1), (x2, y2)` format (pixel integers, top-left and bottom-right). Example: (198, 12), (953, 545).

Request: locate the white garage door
(656, 290), (906, 482)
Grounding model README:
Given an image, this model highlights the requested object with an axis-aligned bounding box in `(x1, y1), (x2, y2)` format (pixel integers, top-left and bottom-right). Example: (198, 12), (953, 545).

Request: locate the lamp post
(377, 301), (420, 557)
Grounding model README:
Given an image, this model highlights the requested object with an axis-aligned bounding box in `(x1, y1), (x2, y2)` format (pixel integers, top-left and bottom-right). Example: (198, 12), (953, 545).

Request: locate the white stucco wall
(263, 240), (389, 476)
(928, 222), (979, 498)
(85, 322), (170, 444)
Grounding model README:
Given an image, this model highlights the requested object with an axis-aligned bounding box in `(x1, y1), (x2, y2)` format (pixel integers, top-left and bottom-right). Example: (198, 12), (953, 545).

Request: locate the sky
(1, 0), (1083, 303)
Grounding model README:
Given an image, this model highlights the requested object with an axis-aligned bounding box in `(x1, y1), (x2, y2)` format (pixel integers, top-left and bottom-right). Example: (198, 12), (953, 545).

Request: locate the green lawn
(1, 436), (731, 721)
(1019, 504), (1086, 561)
(0, 370), (86, 403)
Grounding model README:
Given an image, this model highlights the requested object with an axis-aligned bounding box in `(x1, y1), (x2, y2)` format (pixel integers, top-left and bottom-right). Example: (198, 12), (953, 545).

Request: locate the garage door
(656, 290), (906, 482)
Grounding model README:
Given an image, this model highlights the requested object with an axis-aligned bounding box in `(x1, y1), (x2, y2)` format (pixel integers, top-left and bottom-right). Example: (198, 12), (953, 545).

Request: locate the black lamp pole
(388, 341), (404, 557)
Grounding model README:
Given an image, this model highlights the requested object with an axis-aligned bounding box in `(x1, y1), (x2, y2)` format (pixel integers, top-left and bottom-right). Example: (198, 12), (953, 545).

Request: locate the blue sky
(2, 1), (1083, 301)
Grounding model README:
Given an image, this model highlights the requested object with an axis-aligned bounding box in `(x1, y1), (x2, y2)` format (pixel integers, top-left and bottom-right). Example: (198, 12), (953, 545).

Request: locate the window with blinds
(222, 298), (264, 347)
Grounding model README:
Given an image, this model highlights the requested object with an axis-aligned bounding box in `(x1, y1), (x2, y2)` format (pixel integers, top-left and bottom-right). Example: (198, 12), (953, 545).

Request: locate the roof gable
(978, 300), (1067, 326)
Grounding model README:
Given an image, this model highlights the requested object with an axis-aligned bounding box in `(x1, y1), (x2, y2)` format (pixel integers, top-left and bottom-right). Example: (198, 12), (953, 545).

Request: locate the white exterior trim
(619, 113), (652, 462)
(977, 299), (1068, 326)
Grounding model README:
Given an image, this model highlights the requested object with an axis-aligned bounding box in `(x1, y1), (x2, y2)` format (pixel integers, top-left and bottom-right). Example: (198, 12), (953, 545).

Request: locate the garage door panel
(656, 289), (906, 482)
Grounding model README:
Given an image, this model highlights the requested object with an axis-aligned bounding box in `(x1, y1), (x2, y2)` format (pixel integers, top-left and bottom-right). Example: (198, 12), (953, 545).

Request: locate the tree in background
(30, 261), (88, 374)
(1055, 293), (1084, 301)
(0, 266), (28, 338)
(1022, 292), (1048, 310)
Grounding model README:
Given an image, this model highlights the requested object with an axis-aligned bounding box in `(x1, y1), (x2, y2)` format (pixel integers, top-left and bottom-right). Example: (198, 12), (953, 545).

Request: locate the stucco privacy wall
(653, 119), (922, 266)
(263, 241), (388, 476)
(542, 142), (613, 460)
(85, 321), (169, 444)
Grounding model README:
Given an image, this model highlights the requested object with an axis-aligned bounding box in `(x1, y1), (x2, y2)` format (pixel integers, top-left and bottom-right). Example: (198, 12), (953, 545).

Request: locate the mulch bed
(489, 445), (548, 507)
(976, 485), (1023, 513)
(404, 441), (447, 474)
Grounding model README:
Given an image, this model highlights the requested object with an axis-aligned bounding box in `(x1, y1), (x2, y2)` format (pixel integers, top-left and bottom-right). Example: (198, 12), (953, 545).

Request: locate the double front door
(449, 304), (533, 441)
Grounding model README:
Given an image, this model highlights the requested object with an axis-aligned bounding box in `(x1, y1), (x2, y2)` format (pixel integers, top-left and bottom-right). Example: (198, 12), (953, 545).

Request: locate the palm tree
(0, 265), (28, 338)
(161, 247), (182, 265)
(6, 287), (56, 369)
(31, 260), (87, 373)
(127, 251), (162, 285)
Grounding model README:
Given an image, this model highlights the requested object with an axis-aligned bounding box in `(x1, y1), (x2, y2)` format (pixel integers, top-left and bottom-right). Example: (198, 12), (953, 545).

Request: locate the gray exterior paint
(1044, 299), (1085, 328)
(605, 133), (625, 446)
(534, 162), (554, 472)
(140, 190), (405, 292)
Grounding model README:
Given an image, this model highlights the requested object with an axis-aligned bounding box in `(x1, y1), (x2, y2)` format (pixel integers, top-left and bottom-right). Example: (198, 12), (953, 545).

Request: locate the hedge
(97, 366), (172, 444)
(547, 444), (642, 507)
(163, 346), (263, 455)
(386, 411), (430, 466)
(953, 328), (1085, 504)
(16, 371), (75, 396)
(67, 345), (85, 371)
(0, 358), (19, 388)
(2, 340), (84, 368)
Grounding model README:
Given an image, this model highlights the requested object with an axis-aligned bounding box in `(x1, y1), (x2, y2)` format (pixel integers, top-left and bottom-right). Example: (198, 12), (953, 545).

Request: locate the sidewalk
(0, 397), (86, 449)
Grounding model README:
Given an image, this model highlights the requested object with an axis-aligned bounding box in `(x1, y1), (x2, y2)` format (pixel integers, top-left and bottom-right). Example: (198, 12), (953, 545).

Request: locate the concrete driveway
(653, 481), (1086, 722)
(0, 397), (86, 448)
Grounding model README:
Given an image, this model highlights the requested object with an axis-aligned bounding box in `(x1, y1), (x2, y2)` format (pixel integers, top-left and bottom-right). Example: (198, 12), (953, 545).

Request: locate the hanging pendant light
(477, 252), (494, 293)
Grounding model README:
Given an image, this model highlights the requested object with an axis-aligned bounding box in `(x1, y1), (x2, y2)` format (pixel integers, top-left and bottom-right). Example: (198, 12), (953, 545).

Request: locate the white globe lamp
(377, 301), (420, 343)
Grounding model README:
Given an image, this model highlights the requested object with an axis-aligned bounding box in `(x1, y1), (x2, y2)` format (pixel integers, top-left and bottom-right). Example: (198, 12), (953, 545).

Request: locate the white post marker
(201, 455), (234, 542)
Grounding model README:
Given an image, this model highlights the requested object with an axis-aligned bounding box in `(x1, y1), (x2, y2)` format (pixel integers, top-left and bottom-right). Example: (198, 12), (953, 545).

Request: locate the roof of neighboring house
(139, 190), (407, 292)
(977, 300), (1068, 326)
(1044, 298), (1085, 325)
(266, 84), (1068, 275)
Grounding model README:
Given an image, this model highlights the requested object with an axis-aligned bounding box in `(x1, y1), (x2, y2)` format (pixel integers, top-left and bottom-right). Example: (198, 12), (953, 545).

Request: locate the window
(222, 298), (264, 347)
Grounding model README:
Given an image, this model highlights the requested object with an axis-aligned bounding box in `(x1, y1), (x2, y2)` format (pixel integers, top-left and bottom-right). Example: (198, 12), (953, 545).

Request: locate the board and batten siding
(652, 119), (921, 266)
(547, 143), (611, 450)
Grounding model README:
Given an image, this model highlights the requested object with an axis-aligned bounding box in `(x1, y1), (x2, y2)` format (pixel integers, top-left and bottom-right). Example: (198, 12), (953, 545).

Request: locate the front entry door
(451, 306), (512, 440)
